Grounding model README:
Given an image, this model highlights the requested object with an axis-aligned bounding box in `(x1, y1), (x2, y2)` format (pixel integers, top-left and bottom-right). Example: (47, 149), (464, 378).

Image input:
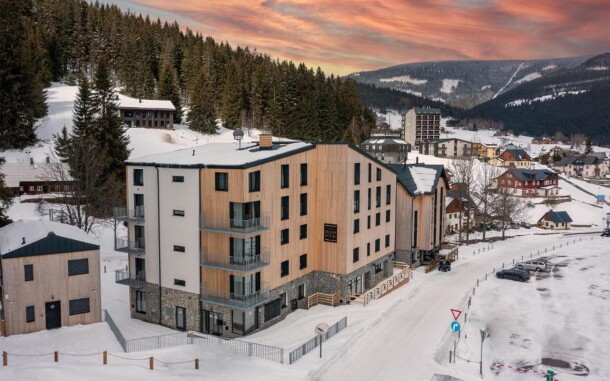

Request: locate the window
(374, 263), (383, 274)
(354, 219), (360, 234)
(353, 247), (360, 263)
(69, 298), (90, 315)
(281, 196), (290, 220)
(300, 254), (307, 269)
(249, 171), (260, 192)
(298, 284), (305, 299)
(385, 234), (391, 248)
(354, 190), (360, 213)
(281, 229), (289, 245)
(386, 210), (391, 223)
(215, 172), (228, 191)
(375, 239), (380, 252)
(376, 168), (382, 181)
(300, 224), (308, 239)
(413, 211), (418, 247)
(300, 163), (308, 186)
(26, 306), (35, 322)
(354, 163), (361, 185)
(300, 193), (308, 216)
(386, 185), (391, 205)
(368, 188), (372, 210)
(376, 213), (381, 226)
(173, 245), (186, 252)
(68, 259), (89, 276)
(133, 169), (144, 186)
(376, 186), (381, 207)
(24, 264), (33, 281)
(136, 291), (146, 313)
(367, 216), (371, 229)
(368, 163), (372, 182)
(281, 164), (289, 188)
(172, 175), (184, 183)
(281, 260), (289, 277)
(173, 210), (185, 217)
(174, 279), (186, 286)
(367, 243), (371, 257)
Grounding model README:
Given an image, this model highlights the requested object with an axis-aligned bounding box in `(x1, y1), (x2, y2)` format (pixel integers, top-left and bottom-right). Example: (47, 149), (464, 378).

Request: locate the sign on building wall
(323, 224), (338, 243)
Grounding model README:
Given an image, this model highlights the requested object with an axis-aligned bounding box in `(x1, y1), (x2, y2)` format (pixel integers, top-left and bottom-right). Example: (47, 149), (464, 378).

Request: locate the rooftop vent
(259, 133), (273, 150)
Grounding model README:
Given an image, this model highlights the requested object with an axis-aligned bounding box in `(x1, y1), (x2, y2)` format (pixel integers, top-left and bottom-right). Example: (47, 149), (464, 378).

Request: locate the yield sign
(451, 309), (462, 321)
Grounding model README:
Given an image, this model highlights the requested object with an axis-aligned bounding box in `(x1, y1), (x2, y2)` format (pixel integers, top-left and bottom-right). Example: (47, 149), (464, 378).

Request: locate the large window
(385, 234), (391, 248)
(281, 165), (289, 188)
(281, 260), (289, 277)
(386, 210), (391, 223)
(249, 171), (261, 192)
(300, 193), (308, 216)
(281, 196), (290, 220)
(69, 298), (90, 315)
(230, 236), (261, 263)
(26, 306), (35, 322)
(300, 163), (308, 186)
(68, 259), (89, 276)
(230, 201), (261, 226)
(376, 186), (381, 207)
(375, 239), (380, 252)
(281, 229), (290, 245)
(215, 172), (228, 191)
(300, 224), (308, 239)
(354, 190), (360, 213)
(376, 213), (381, 226)
(368, 163), (372, 182)
(376, 168), (382, 181)
(354, 163), (361, 185)
(300, 254), (307, 270)
(353, 247), (360, 263)
(136, 291), (146, 313)
(298, 284), (306, 300)
(24, 264), (33, 281)
(133, 169), (144, 186)
(353, 219), (360, 234)
(368, 188), (372, 210)
(386, 185), (391, 205)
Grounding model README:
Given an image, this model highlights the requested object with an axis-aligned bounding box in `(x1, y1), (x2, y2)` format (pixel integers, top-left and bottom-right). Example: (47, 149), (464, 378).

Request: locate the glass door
(176, 307), (186, 330)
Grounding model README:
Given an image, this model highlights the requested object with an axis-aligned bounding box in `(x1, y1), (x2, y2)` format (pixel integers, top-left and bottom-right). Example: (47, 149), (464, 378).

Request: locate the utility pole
(480, 330), (486, 378)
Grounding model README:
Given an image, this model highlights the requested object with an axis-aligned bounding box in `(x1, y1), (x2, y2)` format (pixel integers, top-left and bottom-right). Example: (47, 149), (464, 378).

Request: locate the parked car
(520, 221), (531, 229)
(496, 268), (530, 282)
(516, 260), (548, 272)
(601, 229), (610, 237)
(438, 260), (452, 272)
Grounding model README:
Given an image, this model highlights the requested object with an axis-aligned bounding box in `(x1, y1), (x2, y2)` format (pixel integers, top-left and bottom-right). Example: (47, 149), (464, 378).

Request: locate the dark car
(438, 260), (452, 272)
(601, 229), (610, 237)
(496, 267), (530, 282)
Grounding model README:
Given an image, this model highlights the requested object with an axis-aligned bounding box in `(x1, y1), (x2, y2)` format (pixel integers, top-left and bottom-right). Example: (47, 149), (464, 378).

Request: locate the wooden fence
(307, 291), (340, 309)
(356, 264), (413, 306)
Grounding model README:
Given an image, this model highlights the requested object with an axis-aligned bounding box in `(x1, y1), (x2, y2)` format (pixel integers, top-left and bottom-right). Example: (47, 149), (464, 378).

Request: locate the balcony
(199, 215), (270, 236)
(200, 250), (270, 272)
(115, 270), (147, 289)
(115, 237), (146, 255)
(114, 206), (145, 223)
(200, 283), (271, 310)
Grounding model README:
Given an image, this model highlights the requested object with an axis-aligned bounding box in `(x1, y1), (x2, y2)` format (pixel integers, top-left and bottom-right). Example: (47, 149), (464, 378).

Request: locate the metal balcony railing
(115, 237), (146, 255)
(200, 250), (270, 272)
(200, 282), (270, 309)
(199, 215), (270, 235)
(115, 270), (146, 289)
(114, 206), (145, 223)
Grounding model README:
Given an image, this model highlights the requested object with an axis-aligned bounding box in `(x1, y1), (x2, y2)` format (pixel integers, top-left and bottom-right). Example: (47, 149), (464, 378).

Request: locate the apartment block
(419, 138), (474, 157)
(402, 108), (441, 150)
(115, 139), (396, 337)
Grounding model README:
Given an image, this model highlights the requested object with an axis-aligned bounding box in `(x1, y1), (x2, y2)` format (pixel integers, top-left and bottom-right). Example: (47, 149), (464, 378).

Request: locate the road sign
(451, 321), (461, 332)
(451, 308), (462, 320)
(315, 323), (329, 336)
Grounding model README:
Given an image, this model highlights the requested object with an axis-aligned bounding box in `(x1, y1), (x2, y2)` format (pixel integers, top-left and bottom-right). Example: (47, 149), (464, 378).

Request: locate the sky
(104, 0), (610, 75)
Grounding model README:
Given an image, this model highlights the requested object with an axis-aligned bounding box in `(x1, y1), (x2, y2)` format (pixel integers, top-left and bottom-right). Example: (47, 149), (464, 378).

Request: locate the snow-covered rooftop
(409, 166), (440, 194)
(117, 94), (175, 111)
(0, 220), (97, 256)
(0, 162), (71, 188)
(127, 141), (313, 167)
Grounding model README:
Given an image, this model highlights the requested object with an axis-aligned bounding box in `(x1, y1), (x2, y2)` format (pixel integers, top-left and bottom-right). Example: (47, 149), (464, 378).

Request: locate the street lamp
(233, 128), (244, 150)
(480, 330), (486, 378)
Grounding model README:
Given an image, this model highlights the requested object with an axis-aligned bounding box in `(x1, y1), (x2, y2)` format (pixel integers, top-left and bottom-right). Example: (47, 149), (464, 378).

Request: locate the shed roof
(503, 168), (556, 182)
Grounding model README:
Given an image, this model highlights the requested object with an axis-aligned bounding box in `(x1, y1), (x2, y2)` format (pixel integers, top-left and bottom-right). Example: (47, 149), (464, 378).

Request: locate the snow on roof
(0, 220), (97, 256)
(0, 162), (71, 188)
(117, 94), (175, 111)
(361, 138), (409, 145)
(127, 141), (313, 167)
(410, 166), (440, 194)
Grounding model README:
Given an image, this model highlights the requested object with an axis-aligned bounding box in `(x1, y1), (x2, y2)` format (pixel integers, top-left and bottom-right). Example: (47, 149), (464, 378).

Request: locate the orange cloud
(118, 0), (610, 75)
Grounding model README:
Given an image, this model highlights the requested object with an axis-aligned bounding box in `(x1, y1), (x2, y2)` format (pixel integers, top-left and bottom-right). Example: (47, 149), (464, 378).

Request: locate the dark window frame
(354, 163), (361, 185)
(385, 234), (391, 248)
(368, 163), (372, 182)
(26, 306), (35, 322)
(133, 169), (144, 186)
(174, 279), (186, 286)
(24, 264), (33, 281)
(354, 218), (360, 234)
(248, 171), (261, 192)
(300, 224), (308, 239)
(280, 260), (289, 277)
(281, 196), (290, 220)
(386, 210), (391, 223)
(354, 190), (360, 213)
(173, 209), (185, 217)
(375, 239), (381, 252)
(376, 213), (381, 226)
(281, 165), (290, 189)
(300, 193), (308, 216)
(376, 168), (382, 181)
(69, 298), (90, 316)
(172, 175), (184, 183)
(68, 258), (89, 276)
(215, 172), (229, 191)
(386, 185), (391, 205)
(352, 247), (360, 263)
(376, 186), (382, 208)
(300, 163), (308, 186)
(281, 229), (290, 245)
(173, 245), (186, 252)
(299, 254), (307, 270)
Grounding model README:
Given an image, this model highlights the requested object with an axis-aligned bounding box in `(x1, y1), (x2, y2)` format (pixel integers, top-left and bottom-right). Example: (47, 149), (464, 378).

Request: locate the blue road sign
(451, 321), (461, 332)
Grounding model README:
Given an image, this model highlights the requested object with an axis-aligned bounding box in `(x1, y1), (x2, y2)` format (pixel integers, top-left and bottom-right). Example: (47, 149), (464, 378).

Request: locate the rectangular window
(385, 234), (391, 248)
(281, 164), (289, 188)
(69, 298), (90, 315)
(24, 264), (33, 281)
(281, 196), (290, 220)
(376, 168), (382, 181)
(173, 245), (186, 252)
(215, 172), (228, 191)
(376, 186), (381, 207)
(300, 193), (308, 216)
(26, 306), (35, 322)
(281, 260), (289, 277)
(386, 210), (391, 223)
(367, 216), (371, 229)
(413, 211), (418, 247)
(354, 163), (361, 185)
(376, 213), (381, 226)
(375, 239), (380, 252)
(136, 291), (146, 313)
(300, 224), (308, 239)
(354, 219), (360, 234)
(300, 163), (308, 186)
(353, 247), (360, 263)
(281, 229), (289, 245)
(354, 190), (360, 213)
(172, 175), (184, 183)
(300, 254), (307, 270)
(133, 169), (144, 186)
(173, 210), (185, 217)
(68, 259), (89, 276)
(298, 284), (305, 300)
(386, 185), (391, 205)
(368, 163), (372, 182)
(367, 243), (371, 257)
(248, 171), (261, 192)
(368, 188), (372, 210)
(174, 279), (186, 286)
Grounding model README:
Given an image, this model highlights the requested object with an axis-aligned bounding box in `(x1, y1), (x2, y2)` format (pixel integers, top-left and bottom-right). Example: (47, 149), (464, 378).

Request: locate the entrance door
(203, 310), (223, 335)
(45, 301), (61, 329)
(176, 307), (186, 331)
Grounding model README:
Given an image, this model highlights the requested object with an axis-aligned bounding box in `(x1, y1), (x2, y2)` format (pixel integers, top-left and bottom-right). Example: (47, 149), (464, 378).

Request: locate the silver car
(516, 260), (547, 272)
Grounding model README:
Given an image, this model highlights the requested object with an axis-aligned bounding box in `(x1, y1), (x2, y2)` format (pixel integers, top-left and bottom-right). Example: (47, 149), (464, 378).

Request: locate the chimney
(22, 237), (26, 245)
(259, 134), (273, 150)
(416, 156), (419, 164)
(192, 150), (195, 156)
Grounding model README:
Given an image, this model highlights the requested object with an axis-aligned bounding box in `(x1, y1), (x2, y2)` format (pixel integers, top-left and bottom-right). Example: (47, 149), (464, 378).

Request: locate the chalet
(0, 220), (101, 336)
(537, 210), (572, 230)
(419, 138), (474, 158)
(445, 185), (476, 235)
(117, 94), (176, 129)
(495, 168), (560, 197)
(490, 148), (532, 169)
(553, 155), (609, 178)
(1, 161), (73, 196)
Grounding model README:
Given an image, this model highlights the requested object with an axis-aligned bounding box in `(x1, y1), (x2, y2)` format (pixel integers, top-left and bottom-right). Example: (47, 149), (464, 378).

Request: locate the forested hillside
(0, 0), (376, 150)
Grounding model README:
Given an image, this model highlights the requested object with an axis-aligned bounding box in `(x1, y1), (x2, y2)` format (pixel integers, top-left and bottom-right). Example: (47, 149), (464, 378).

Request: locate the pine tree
(187, 70), (217, 134)
(53, 126), (73, 162)
(72, 74), (97, 139)
(220, 59), (244, 129)
(157, 58), (183, 123)
(0, 157), (13, 227)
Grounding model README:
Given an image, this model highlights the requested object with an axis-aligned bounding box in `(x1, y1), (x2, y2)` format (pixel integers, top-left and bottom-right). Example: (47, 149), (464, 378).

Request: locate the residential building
(495, 168), (560, 197)
(116, 138), (396, 337)
(473, 142), (498, 161)
(553, 155), (609, 178)
(360, 132), (410, 164)
(390, 163), (448, 268)
(1, 161), (73, 196)
(490, 148), (532, 169)
(0, 220), (101, 336)
(419, 138), (474, 157)
(537, 210), (572, 230)
(445, 185), (476, 235)
(118, 94), (176, 129)
(402, 108), (441, 150)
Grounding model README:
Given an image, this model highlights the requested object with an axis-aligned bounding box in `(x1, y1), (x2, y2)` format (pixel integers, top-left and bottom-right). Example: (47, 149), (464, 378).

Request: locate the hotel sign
(324, 224), (338, 243)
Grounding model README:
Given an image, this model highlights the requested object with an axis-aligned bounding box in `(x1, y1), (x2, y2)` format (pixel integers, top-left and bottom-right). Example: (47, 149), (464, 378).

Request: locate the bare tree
(492, 188), (528, 240)
(473, 164), (501, 241)
(449, 156), (478, 243)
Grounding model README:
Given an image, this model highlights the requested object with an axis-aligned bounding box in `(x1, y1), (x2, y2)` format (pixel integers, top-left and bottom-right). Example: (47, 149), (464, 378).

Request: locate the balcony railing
(200, 250), (270, 272)
(115, 269), (146, 289)
(115, 237), (146, 255)
(200, 282), (271, 310)
(114, 206), (145, 223)
(199, 215), (270, 235)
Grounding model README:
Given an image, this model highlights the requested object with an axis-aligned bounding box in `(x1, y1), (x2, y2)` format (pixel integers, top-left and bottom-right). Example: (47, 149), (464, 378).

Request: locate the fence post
(195, 358), (199, 370)
(149, 357), (154, 370)
(512, 259), (515, 265)
(473, 288), (476, 295)
(449, 350), (452, 363)
(103, 351), (107, 365)
(54, 351), (59, 363)
(2, 351), (7, 366)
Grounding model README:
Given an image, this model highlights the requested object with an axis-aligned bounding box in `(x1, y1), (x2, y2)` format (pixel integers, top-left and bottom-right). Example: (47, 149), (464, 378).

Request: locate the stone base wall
(129, 283), (160, 325)
(130, 284), (199, 331)
(395, 249), (422, 269)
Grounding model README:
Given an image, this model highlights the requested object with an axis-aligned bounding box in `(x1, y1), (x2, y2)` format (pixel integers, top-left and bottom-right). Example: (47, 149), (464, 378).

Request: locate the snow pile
(515, 72), (541, 84)
(441, 79), (460, 94)
(379, 75), (427, 85)
(587, 66), (608, 71)
(481, 85), (491, 90)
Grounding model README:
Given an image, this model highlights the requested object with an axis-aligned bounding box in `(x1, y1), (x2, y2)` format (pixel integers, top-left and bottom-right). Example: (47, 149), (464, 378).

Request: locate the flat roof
(1, 162), (72, 188)
(117, 94), (176, 111)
